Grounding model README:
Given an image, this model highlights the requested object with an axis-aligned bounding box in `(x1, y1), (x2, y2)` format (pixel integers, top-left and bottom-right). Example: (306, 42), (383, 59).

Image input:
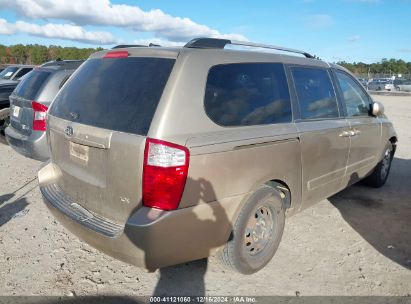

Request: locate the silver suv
(6, 60), (83, 161)
(39, 38), (397, 274)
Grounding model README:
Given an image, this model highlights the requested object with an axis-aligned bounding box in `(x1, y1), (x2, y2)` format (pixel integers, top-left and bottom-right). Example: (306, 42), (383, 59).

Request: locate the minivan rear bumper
(40, 182), (237, 271)
(5, 125), (49, 161)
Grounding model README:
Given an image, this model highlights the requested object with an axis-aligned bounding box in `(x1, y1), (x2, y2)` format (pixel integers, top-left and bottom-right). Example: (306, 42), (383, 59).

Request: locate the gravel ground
(0, 94), (410, 297)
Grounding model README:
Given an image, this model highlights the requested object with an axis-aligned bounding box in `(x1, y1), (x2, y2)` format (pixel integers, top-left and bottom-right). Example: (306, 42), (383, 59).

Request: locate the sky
(0, 0), (410, 63)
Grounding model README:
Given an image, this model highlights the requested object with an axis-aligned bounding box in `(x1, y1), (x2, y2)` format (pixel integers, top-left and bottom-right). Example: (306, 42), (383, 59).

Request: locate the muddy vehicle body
(39, 38), (397, 274)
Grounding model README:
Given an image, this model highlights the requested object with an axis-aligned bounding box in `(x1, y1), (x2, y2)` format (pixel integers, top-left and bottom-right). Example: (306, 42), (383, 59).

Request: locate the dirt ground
(0, 94), (410, 297)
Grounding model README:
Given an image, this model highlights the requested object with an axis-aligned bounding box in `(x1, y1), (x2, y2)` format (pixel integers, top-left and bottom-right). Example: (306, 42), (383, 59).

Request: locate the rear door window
(50, 57), (175, 135)
(291, 67), (339, 119)
(335, 70), (370, 117)
(204, 63), (292, 126)
(13, 70), (52, 100)
(15, 68), (33, 80)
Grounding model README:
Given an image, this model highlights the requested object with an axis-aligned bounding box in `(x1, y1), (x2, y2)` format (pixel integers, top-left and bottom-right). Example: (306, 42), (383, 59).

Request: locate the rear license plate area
(69, 141), (89, 163)
(12, 106), (20, 118)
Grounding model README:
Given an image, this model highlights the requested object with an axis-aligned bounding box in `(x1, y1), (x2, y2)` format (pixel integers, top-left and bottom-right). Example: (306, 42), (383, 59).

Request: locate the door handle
(339, 129), (361, 138)
(352, 128), (361, 136)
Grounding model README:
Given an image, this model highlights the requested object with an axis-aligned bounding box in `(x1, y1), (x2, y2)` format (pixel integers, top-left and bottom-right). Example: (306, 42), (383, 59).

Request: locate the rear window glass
(204, 63), (292, 126)
(291, 67), (339, 119)
(14, 70), (51, 100)
(50, 57), (175, 135)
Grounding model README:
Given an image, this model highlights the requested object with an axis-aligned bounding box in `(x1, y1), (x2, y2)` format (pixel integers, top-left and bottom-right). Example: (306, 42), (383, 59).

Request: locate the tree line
(1, 44), (411, 76)
(0, 44), (103, 65)
(336, 58), (411, 76)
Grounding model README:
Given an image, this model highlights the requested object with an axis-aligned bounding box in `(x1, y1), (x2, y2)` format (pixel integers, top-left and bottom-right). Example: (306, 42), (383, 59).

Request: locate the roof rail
(184, 38), (315, 59)
(112, 43), (162, 49)
(111, 44), (146, 49)
(40, 60), (85, 69)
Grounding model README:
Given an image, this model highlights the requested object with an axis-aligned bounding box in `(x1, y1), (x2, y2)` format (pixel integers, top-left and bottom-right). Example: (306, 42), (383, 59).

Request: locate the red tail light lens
(32, 101), (48, 131)
(103, 51), (129, 58)
(143, 138), (190, 210)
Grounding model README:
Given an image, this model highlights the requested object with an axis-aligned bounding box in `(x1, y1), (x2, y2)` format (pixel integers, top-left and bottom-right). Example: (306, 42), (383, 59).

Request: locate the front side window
(291, 67), (339, 120)
(204, 63), (292, 127)
(335, 70), (370, 117)
(0, 86), (15, 97)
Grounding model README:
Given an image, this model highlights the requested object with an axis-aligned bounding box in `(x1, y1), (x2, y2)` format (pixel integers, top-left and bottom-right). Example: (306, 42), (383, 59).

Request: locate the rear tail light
(143, 138), (190, 211)
(103, 51), (129, 58)
(32, 101), (48, 131)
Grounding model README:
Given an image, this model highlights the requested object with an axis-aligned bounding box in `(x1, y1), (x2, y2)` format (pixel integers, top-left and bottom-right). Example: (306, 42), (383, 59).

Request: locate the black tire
(220, 185), (285, 274)
(0, 107), (10, 145)
(363, 143), (394, 188)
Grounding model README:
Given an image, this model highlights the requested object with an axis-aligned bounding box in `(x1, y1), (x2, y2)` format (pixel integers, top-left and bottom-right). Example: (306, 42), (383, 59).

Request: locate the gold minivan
(38, 38), (397, 274)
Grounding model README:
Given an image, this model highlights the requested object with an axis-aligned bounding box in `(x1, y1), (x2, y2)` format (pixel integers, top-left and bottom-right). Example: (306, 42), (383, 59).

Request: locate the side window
(204, 63), (292, 127)
(335, 71), (370, 117)
(59, 74), (71, 89)
(291, 67), (339, 119)
(15, 68), (33, 79)
(0, 86), (15, 99)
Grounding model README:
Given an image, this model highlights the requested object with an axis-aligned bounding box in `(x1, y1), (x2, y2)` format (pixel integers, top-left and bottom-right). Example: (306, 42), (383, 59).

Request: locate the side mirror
(371, 101), (384, 116)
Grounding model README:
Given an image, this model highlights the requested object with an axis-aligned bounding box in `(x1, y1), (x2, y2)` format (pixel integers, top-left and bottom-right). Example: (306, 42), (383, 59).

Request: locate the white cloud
(0, 18), (16, 35)
(0, 18), (116, 44)
(306, 14), (333, 29)
(348, 35), (360, 42)
(132, 38), (184, 47)
(0, 0), (247, 42)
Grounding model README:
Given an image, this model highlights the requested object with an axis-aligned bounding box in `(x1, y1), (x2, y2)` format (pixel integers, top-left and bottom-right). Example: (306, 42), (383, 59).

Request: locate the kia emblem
(65, 126), (73, 137)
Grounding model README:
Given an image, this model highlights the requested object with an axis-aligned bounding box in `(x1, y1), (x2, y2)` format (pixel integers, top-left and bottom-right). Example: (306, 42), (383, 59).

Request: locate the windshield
(0, 67), (19, 79)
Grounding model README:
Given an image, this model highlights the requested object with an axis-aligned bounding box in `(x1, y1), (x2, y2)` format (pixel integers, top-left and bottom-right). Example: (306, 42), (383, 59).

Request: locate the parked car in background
(5, 60), (84, 161)
(0, 81), (16, 144)
(38, 38), (397, 275)
(357, 78), (368, 88)
(0, 65), (35, 144)
(396, 80), (411, 92)
(367, 79), (395, 91)
(394, 79), (407, 91)
(0, 65), (34, 82)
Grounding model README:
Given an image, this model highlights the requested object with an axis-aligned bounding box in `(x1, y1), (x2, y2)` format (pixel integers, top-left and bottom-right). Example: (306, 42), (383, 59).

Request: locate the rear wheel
(0, 107), (10, 145)
(363, 143), (394, 188)
(220, 185), (285, 274)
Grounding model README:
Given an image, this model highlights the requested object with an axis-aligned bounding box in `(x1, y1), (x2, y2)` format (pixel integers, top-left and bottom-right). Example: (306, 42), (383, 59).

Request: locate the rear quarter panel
(181, 128), (302, 220)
